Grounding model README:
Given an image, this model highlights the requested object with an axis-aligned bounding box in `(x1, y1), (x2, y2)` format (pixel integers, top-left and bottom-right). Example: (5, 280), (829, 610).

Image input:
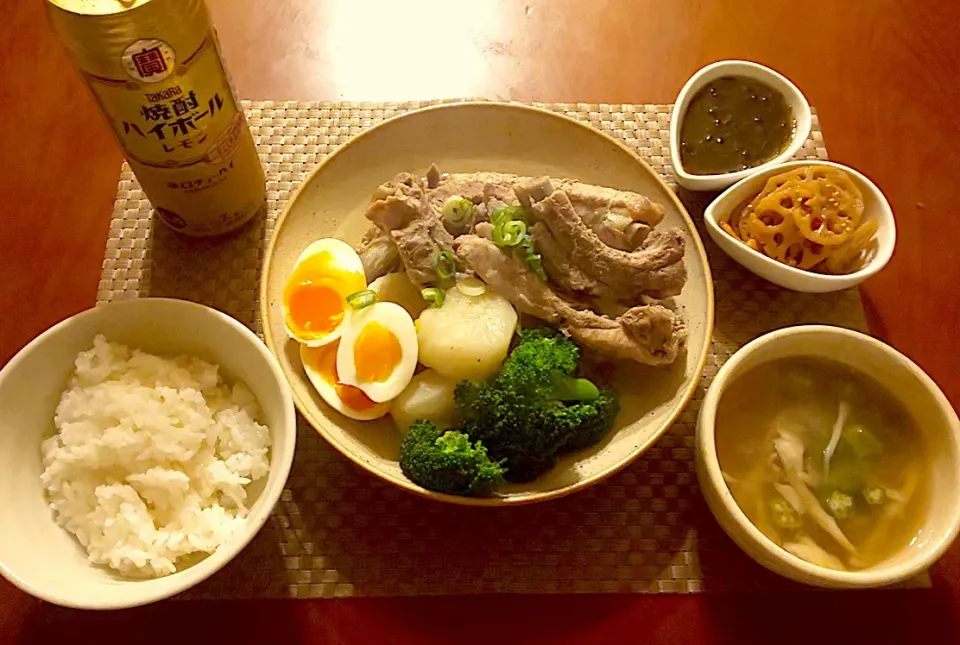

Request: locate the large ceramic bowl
(703, 160), (896, 293)
(697, 325), (960, 588)
(261, 102), (715, 506)
(0, 298), (296, 609)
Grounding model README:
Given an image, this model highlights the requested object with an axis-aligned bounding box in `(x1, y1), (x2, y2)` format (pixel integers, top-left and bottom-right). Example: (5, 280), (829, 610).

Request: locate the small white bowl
(670, 60), (812, 192)
(0, 298), (296, 609)
(697, 325), (960, 588)
(703, 160), (896, 292)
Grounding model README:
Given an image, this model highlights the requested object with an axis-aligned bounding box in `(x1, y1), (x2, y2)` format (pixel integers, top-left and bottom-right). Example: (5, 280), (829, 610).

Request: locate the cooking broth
(716, 357), (929, 570)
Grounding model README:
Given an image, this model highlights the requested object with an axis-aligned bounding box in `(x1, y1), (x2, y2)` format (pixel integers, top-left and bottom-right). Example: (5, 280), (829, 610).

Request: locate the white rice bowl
(40, 335), (271, 578)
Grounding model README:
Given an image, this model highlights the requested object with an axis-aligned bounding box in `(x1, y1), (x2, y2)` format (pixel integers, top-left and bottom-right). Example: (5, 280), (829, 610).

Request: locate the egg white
(283, 238), (367, 348)
(300, 343), (390, 421)
(336, 302), (419, 403)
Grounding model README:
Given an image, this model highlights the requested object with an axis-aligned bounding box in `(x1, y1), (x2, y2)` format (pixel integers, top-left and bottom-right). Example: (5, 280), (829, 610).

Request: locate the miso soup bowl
(696, 325), (960, 588)
(669, 60), (812, 192)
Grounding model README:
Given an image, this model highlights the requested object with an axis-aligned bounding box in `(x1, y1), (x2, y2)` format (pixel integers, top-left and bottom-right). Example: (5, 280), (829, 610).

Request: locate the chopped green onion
(496, 220), (527, 247)
(432, 249), (458, 280)
(346, 289), (377, 310)
(525, 252), (547, 281)
(491, 205), (529, 225)
(487, 207), (545, 280)
(442, 195), (475, 224)
(421, 287), (445, 308)
(456, 276), (487, 297)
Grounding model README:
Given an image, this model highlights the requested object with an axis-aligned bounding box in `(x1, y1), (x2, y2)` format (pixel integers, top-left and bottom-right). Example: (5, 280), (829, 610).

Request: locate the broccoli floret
(558, 389), (621, 452)
(824, 490), (855, 519)
(496, 328), (600, 402)
(454, 328), (620, 482)
(399, 421), (505, 496)
(454, 380), (564, 481)
(498, 327), (580, 392)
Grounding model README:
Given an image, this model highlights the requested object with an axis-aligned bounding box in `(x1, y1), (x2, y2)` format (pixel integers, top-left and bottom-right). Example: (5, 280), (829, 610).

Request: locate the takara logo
(121, 39), (176, 83)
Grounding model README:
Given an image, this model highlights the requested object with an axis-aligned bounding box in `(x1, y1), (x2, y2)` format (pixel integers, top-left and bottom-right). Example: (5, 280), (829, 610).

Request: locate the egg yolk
(286, 281), (344, 336)
(335, 382), (379, 412)
(353, 321), (403, 383)
(302, 343), (379, 412)
(283, 251), (364, 337)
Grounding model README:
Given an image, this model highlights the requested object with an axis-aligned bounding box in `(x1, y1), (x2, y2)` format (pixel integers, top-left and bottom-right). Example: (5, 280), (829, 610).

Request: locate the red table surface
(3, 0), (960, 643)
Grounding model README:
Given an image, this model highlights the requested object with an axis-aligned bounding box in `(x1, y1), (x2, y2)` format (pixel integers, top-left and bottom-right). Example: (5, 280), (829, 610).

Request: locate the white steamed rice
(41, 335), (271, 577)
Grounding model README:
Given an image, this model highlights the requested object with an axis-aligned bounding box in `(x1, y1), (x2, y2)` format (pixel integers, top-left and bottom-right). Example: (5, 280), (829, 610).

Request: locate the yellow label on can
(85, 36), (239, 169)
(47, 0), (266, 236)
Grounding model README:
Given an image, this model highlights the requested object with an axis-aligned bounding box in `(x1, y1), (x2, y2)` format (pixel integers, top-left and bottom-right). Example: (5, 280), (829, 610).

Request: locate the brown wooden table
(3, 1), (960, 642)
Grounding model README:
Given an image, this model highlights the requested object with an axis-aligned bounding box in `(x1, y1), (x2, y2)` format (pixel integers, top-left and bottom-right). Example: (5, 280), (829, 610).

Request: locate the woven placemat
(97, 101), (915, 598)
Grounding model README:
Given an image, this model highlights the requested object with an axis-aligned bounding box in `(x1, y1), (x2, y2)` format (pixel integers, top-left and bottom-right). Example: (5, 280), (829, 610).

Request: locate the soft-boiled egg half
(337, 302), (419, 403)
(300, 342), (391, 421)
(283, 239), (367, 347)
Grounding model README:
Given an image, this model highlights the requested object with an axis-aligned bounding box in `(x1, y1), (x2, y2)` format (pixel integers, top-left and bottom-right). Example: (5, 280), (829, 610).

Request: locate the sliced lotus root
(824, 219), (879, 273)
(745, 206), (806, 264)
(744, 185), (800, 246)
(785, 238), (829, 270)
(787, 170), (864, 246)
(722, 166), (874, 274)
(754, 166), (815, 198)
